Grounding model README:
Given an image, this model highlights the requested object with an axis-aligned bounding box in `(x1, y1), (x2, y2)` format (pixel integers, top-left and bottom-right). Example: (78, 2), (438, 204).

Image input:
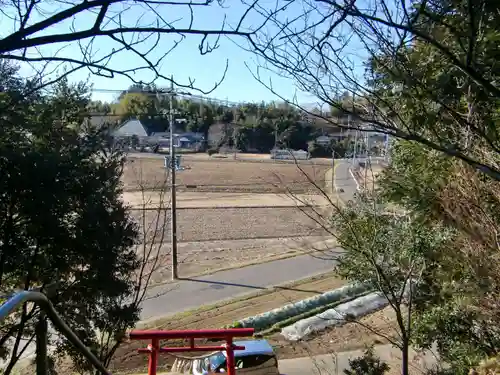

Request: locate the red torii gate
(129, 328), (255, 375)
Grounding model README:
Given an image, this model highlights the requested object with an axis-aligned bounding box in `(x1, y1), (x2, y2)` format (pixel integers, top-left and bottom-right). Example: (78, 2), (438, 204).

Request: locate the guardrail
(0, 291), (111, 375)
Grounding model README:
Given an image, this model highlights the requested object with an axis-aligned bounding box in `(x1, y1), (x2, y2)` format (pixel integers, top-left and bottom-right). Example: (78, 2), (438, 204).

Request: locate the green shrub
(207, 147), (219, 156)
(344, 348), (390, 375)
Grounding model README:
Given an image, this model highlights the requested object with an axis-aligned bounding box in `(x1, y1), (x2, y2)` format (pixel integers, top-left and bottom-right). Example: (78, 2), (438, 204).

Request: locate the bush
(307, 140), (319, 157)
(344, 348), (390, 375)
(207, 147), (219, 156)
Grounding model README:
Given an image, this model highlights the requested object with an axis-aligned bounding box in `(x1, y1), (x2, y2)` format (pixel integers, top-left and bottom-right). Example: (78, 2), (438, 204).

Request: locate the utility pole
(351, 90), (358, 166)
(169, 77), (178, 280)
(351, 115), (358, 165)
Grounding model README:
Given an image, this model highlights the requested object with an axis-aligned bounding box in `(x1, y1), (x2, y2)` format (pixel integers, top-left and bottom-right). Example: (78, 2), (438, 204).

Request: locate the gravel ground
(131, 207), (328, 243)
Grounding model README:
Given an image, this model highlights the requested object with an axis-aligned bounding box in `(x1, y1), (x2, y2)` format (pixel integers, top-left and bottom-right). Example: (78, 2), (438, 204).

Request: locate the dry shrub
(470, 356), (500, 375)
(436, 159), (500, 321)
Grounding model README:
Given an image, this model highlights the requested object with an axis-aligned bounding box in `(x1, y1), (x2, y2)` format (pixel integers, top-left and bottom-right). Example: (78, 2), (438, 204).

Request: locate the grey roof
(139, 118), (170, 135)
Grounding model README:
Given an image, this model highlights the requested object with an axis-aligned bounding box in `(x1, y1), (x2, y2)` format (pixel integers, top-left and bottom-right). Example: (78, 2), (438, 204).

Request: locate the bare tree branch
(0, 0), (269, 93)
(241, 0), (500, 180)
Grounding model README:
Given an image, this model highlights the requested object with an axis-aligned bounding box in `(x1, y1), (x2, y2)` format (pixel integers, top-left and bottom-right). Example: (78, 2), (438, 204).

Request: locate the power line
(90, 87), (244, 107)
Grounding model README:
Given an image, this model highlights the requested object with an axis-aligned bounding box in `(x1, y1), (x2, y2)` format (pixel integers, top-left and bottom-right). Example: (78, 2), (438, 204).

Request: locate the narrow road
(278, 344), (438, 375)
(333, 159), (359, 202)
(140, 252), (339, 320)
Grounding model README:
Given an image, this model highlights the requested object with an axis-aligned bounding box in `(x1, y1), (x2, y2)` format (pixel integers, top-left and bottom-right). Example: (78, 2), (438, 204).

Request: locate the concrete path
(279, 344), (438, 375)
(123, 191), (330, 209)
(140, 252), (340, 321)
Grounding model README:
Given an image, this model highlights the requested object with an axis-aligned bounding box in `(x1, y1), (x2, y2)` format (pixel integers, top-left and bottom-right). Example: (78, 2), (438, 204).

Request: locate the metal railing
(0, 291), (111, 375)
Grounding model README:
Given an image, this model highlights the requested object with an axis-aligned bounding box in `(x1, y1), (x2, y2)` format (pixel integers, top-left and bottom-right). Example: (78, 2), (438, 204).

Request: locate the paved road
(334, 159), (359, 202)
(140, 252), (340, 321)
(278, 344), (438, 375)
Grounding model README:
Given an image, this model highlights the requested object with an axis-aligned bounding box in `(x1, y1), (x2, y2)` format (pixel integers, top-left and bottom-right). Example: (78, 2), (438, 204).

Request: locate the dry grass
(123, 158), (329, 193)
(109, 273), (347, 374)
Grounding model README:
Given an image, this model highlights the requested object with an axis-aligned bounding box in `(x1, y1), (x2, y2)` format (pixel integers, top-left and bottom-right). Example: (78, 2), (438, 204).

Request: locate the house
(111, 118), (204, 150)
(155, 132), (205, 150)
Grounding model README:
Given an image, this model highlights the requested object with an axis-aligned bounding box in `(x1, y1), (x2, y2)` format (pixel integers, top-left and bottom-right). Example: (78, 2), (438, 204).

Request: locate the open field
(131, 207), (329, 243)
(109, 273), (348, 374)
(137, 236), (336, 284)
(123, 157), (333, 286)
(123, 158), (329, 193)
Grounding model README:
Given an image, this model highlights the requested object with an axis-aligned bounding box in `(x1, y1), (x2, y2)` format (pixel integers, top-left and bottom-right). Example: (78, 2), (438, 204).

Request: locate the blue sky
(2, 1), (368, 106)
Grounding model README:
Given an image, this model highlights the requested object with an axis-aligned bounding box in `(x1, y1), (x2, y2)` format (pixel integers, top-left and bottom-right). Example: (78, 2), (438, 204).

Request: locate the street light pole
(169, 78), (178, 280)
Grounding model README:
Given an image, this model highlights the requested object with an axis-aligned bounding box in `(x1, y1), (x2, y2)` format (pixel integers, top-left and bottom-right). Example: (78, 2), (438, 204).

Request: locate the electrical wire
(90, 87), (244, 106)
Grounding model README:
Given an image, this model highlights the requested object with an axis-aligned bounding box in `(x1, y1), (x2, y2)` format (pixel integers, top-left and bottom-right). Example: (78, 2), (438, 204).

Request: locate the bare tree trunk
(401, 339), (410, 375)
(35, 312), (48, 375)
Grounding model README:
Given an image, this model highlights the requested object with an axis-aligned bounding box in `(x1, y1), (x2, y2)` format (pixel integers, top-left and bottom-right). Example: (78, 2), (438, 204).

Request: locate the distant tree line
(88, 84), (375, 156)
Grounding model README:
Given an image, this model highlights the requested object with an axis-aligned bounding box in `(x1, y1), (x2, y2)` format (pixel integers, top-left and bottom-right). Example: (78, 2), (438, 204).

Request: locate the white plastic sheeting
(238, 283), (370, 330)
(281, 292), (389, 341)
(172, 358), (194, 373)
